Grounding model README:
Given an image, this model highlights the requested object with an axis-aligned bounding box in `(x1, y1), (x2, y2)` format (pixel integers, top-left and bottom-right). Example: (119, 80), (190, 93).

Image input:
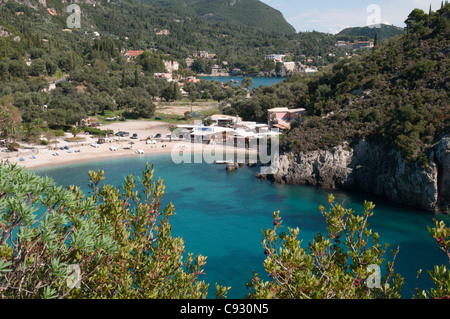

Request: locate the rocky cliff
(258, 137), (450, 212)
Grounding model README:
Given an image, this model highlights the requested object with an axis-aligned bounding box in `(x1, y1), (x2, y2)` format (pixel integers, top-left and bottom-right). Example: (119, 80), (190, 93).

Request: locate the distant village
(122, 49), (320, 82)
(74, 29), (369, 137)
(56, 23), (374, 83)
(119, 38), (373, 81)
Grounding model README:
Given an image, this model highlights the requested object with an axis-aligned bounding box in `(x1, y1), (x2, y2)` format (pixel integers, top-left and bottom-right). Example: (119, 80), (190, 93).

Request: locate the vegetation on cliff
(227, 4), (449, 166)
(142, 0), (297, 34)
(336, 24), (405, 42)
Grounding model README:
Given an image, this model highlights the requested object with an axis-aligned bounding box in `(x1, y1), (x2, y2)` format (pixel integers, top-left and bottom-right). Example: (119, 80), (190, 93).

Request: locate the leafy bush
(0, 164), (227, 299)
(415, 219), (450, 299)
(83, 127), (113, 136)
(247, 195), (404, 299)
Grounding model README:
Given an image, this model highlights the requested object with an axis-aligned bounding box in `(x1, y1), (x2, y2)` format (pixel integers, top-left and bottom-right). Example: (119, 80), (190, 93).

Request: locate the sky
(260, 0), (443, 34)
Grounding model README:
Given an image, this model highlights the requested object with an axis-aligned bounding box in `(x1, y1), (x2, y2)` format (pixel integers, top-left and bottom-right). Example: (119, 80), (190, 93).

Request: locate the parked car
(115, 131), (130, 137)
(154, 133), (161, 138)
(131, 133), (138, 139)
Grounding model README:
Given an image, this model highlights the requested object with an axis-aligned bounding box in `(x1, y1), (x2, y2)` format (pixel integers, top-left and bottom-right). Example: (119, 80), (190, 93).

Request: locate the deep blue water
(32, 154), (450, 299)
(199, 76), (285, 89)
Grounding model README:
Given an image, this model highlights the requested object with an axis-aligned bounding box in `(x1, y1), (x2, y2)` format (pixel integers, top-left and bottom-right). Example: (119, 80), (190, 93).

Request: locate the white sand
(1, 120), (177, 169)
(2, 120), (257, 169)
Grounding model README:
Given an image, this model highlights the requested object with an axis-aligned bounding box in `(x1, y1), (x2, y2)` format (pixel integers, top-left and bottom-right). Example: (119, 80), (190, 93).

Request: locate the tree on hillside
(241, 77), (253, 89)
(30, 59), (46, 77)
(133, 97), (155, 118)
(405, 8), (427, 31)
(0, 95), (23, 144)
(374, 31), (379, 47)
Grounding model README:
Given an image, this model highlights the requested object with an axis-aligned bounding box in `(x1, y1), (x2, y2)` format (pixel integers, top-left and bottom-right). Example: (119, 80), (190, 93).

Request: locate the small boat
(215, 160), (233, 164)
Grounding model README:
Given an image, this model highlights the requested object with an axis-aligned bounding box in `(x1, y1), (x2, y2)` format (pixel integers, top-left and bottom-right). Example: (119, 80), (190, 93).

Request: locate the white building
(210, 114), (242, 127)
(265, 54), (286, 62)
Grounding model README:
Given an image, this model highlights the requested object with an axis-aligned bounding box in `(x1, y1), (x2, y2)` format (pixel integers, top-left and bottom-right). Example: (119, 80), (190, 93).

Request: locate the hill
(337, 24), (405, 42)
(234, 4), (449, 211)
(0, 0), (352, 75)
(141, 0), (296, 34)
(229, 4), (449, 160)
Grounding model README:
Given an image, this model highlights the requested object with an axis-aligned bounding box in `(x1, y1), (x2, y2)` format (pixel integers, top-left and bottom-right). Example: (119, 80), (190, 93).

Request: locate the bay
(199, 76), (286, 89)
(32, 154), (450, 299)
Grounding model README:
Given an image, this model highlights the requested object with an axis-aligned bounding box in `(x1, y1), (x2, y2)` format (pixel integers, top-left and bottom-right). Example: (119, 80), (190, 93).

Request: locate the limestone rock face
(271, 145), (354, 189)
(262, 138), (450, 212)
(435, 137), (450, 211)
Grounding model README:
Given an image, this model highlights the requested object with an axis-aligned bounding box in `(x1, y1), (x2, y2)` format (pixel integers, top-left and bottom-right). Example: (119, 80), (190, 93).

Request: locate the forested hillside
(142, 0), (296, 34)
(337, 24), (405, 42)
(0, 0), (381, 145)
(227, 4), (449, 166)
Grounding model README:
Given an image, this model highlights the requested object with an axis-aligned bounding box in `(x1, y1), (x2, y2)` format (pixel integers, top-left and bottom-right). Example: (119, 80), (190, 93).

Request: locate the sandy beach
(1, 120), (258, 169)
(1, 120), (177, 169)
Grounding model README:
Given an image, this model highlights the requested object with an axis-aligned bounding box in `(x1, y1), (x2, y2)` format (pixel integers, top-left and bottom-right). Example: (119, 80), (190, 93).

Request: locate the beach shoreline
(1, 120), (174, 169)
(2, 120), (259, 170)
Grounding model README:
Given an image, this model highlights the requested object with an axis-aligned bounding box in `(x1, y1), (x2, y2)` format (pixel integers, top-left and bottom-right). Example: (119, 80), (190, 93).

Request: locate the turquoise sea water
(32, 154), (450, 299)
(199, 76), (285, 89)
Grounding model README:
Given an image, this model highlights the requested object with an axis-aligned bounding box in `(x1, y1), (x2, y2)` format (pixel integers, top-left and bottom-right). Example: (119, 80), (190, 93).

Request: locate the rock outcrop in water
(257, 137), (450, 212)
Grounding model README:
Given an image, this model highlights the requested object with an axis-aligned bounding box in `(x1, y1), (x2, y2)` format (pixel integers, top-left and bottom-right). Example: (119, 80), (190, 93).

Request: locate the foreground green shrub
(247, 195), (405, 299)
(415, 219), (450, 299)
(0, 164), (224, 298)
(0, 164), (117, 298)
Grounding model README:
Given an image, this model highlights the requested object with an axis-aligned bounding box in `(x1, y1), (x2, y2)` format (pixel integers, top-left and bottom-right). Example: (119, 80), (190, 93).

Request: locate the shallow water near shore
(32, 154), (450, 299)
